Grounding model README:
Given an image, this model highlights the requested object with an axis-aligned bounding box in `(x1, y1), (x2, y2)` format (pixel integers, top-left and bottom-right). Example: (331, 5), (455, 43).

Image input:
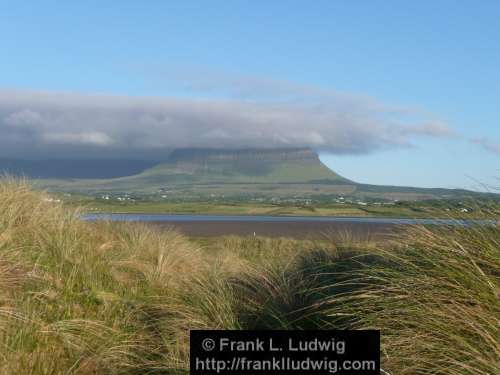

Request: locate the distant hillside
(1, 148), (493, 200)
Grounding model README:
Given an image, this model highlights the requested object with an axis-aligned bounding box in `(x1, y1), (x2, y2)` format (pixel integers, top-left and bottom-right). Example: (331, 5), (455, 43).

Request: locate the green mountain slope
(39, 148), (348, 191)
(134, 148), (347, 184)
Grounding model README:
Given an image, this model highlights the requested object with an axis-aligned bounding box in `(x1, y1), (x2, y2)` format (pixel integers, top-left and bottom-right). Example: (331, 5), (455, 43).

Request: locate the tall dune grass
(0, 179), (498, 374)
(334, 224), (500, 374)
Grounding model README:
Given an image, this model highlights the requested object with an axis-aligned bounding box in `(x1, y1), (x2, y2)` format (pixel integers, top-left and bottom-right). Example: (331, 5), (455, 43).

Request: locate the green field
(65, 194), (498, 219)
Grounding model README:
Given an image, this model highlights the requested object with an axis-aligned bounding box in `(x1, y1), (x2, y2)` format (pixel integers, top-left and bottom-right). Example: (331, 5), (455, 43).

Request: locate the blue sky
(1, 1), (499, 189)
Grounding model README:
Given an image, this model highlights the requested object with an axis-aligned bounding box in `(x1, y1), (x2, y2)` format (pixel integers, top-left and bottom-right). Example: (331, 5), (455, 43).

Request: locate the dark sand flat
(85, 213), (481, 239)
(149, 220), (400, 239)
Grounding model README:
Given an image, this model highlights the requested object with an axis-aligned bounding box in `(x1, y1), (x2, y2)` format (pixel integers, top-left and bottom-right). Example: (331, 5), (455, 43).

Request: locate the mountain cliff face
(168, 148), (320, 163)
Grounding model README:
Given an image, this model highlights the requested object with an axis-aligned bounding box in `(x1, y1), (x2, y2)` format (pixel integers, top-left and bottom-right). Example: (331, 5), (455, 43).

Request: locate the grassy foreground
(0, 180), (498, 374)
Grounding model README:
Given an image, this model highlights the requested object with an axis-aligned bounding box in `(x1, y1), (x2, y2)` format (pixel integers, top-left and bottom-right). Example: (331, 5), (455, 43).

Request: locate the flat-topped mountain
(0, 147), (346, 185)
(0, 148), (491, 200)
(148, 147), (348, 183)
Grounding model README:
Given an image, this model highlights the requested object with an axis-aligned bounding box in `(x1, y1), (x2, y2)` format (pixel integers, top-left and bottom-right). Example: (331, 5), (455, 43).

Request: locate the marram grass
(0, 179), (498, 374)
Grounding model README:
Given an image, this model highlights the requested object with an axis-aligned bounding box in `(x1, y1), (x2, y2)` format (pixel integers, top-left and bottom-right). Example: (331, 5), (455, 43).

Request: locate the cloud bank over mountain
(0, 88), (454, 159)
